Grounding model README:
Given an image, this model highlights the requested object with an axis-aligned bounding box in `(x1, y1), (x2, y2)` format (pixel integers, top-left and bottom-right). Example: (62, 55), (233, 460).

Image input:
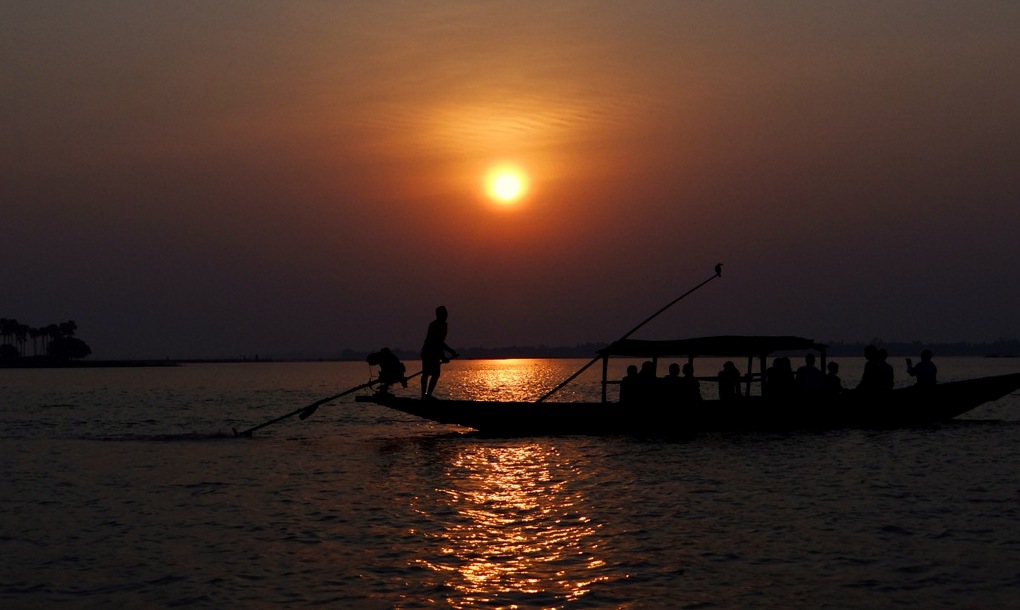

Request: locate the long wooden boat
(355, 336), (1020, 437)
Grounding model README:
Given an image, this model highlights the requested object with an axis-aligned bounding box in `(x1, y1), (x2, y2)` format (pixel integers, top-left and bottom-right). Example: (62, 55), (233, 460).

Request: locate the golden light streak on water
(444, 359), (581, 403)
(413, 443), (609, 607)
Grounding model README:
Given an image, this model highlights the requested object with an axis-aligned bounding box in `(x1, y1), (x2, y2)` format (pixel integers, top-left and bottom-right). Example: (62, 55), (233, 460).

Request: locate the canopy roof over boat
(600, 336), (827, 359)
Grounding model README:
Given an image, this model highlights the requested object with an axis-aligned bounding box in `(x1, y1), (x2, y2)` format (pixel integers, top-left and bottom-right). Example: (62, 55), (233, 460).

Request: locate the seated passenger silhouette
(856, 345), (884, 393)
(906, 349), (937, 387)
(824, 361), (844, 395)
(662, 362), (684, 402)
(680, 362), (702, 402)
(766, 356), (795, 399)
(795, 353), (825, 395)
(718, 361), (742, 401)
(620, 365), (640, 403)
(638, 360), (658, 402)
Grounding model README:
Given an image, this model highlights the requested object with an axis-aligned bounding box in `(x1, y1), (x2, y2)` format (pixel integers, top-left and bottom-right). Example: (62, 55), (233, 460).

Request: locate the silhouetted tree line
(339, 340), (1020, 361)
(340, 343), (609, 360)
(0, 318), (92, 360)
(825, 339), (1020, 358)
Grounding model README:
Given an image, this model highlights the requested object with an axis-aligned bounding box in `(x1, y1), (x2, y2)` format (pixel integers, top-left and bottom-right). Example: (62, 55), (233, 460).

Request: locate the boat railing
(598, 342), (827, 403)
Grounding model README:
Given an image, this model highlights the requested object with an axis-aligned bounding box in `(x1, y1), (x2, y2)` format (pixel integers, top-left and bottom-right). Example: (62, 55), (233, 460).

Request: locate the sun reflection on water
(412, 443), (608, 607)
(443, 359), (576, 402)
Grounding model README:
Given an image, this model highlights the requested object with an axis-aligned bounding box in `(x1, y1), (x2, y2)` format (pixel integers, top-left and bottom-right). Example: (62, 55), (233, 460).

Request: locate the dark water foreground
(2, 359), (1019, 608)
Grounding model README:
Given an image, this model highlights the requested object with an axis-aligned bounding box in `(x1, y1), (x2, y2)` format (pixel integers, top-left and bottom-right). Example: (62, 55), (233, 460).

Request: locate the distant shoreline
(335, 341), (1020, 361)
(3, 339), (1017, 368)
(0, 359), (180, 369)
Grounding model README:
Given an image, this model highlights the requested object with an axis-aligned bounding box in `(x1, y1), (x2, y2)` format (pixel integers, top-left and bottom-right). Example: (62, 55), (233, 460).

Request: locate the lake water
(3, 357), (1020, 608)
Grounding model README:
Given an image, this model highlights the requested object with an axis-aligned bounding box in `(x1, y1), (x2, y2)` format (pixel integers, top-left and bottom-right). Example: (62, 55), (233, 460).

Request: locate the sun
(484, 165), (529, 205)
(492, 173), (523, 200)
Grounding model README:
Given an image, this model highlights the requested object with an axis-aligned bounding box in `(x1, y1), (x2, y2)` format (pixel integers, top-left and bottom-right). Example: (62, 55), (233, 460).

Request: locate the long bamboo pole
(233, 371), (422, 437)
(535, 264), (722, 403)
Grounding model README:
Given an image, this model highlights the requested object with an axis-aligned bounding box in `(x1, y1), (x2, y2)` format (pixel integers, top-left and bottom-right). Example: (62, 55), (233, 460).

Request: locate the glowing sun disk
(485, 166), (529, 204)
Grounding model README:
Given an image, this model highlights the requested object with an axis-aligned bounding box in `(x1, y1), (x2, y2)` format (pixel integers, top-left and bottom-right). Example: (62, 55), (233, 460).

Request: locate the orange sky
(3, 2), (1020, 358)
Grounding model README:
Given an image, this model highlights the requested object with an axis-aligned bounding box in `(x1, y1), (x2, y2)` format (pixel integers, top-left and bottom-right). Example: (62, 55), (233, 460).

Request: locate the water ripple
(3, 360), (1020, 607)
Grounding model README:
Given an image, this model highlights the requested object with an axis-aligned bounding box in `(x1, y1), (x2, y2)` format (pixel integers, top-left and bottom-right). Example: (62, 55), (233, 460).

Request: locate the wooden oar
(535, 263), (723, 402)
(299, 370), (422, 420)
(233, 371), (421, 438)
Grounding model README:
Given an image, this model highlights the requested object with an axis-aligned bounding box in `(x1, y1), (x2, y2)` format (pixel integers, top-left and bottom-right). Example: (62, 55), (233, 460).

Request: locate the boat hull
(355, 372), (1020, 437)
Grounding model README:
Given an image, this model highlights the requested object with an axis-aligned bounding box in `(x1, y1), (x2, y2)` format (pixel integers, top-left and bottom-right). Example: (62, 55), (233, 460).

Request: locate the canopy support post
(745, 355), (754, 396)
(601, 355), (609, 403)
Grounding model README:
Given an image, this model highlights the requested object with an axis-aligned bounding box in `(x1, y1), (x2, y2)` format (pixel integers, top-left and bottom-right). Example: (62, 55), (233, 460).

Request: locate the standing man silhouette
(421, 306), (458, 399)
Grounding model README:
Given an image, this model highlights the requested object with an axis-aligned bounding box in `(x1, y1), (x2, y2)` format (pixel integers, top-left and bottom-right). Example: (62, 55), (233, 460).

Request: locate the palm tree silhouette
(14, 322), (28, 357)
(59, 320), (77, 337)
(29, 327), (43, 357)
(0, 318), (12, 348)
(1, 318), (90, 360)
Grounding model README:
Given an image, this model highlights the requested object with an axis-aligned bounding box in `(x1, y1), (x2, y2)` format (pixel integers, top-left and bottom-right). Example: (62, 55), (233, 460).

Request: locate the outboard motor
(366, 347), (407, 391)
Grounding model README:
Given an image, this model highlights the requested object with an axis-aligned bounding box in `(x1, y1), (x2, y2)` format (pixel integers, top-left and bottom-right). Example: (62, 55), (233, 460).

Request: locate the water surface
(2, 358), (1019, 608)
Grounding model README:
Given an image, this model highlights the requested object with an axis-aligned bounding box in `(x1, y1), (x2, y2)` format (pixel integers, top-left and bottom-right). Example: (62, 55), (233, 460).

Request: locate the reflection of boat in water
(356, 336), (1020, 437)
